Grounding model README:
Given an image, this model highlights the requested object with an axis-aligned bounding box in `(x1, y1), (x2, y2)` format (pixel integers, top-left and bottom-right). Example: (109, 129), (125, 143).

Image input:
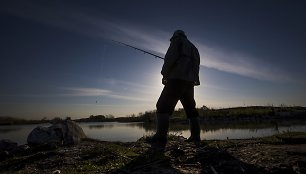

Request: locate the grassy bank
(1, 132), (306, 174)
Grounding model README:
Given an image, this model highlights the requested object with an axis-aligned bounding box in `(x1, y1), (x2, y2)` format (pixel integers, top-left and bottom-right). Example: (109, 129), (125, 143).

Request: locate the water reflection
(0, 120), (305, 144)
(87, 122), (143, 129)
(80, 120), (306, 142)
(0, 127), (22, 133)
(0, 123), (51, 144)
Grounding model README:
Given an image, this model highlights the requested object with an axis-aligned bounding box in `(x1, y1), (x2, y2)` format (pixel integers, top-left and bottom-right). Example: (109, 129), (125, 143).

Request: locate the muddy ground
(1, 132), (306, 174)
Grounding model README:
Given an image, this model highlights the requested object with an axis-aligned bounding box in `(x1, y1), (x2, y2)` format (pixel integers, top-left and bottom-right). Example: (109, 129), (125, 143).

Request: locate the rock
(0, 139), (18, 161)
(0, 150), (10, 161)
(27, 126), (63, 146)
(0, 139), (18, 152)
(53, 119), (86, 145)
(27, 120), (86, 146)
(17, 144), (30, 152)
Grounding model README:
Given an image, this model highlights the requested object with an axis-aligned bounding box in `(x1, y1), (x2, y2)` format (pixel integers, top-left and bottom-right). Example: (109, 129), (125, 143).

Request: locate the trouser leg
(156, 80), (181, 115)
(149, 81), (180, 143)
(186, 117), (201, 142)
(153, 79), (201, 142)
(149, 113), (170, 142)
(180, 86), (201, 142)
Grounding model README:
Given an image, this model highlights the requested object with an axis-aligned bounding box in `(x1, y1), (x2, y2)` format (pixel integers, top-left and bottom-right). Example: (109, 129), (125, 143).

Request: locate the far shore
(1, 106), (306, 126)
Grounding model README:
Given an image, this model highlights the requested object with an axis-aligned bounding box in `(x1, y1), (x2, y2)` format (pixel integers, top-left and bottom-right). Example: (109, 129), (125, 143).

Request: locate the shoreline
(1, 106), (305, 126)
(1, 132), (306, 174)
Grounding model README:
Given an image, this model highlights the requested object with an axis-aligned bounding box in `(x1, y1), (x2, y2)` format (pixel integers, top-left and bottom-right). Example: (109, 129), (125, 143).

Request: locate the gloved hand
(162, 78), (168, 85)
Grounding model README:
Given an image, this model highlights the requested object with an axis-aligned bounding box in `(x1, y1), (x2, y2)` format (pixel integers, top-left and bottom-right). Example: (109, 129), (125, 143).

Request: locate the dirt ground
(1, 133), (306, 174)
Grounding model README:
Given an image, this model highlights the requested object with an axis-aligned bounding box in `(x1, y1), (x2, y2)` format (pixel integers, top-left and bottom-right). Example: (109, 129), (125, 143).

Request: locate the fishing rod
(111, 40), (164, 60)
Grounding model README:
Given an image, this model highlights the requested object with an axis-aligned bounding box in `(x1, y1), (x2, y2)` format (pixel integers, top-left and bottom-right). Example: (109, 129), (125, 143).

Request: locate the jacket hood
(170, 30), (187, 41)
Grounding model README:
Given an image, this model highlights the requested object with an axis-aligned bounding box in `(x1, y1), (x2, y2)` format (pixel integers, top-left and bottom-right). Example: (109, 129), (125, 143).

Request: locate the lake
(1, 120), (306, 145)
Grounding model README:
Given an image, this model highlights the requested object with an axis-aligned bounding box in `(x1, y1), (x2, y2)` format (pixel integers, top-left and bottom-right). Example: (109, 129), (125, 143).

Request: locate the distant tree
(138, 112), (143, 117)
(51, 117), (63, 123)
(66, 117), (71, 120)
(106, 114), (114, 119)
(98, 115), (106, 120)
(201, 105), (209, 110)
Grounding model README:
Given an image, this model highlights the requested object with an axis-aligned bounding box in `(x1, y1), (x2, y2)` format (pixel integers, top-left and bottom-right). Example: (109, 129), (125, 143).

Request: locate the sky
(0, 0), (306, 119)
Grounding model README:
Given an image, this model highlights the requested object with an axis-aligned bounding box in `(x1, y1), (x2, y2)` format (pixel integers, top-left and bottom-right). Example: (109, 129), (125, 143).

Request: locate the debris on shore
(1, 132), (306, 174)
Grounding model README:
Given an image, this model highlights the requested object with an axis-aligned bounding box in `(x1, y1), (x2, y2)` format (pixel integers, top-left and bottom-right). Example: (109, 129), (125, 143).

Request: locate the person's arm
(193, 47), (200, 86)
(161, 38), (181, 78)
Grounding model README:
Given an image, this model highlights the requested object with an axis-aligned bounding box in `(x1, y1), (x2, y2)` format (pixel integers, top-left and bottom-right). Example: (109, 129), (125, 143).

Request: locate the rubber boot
(185, 117), (201, 142)
(147, 113), (170, 143)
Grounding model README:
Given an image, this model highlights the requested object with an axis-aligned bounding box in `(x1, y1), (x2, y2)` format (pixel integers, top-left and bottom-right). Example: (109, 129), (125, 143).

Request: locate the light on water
(0, 123), (51, 145)
(80, 122), (150, 142)
(0, 121), (306, 144)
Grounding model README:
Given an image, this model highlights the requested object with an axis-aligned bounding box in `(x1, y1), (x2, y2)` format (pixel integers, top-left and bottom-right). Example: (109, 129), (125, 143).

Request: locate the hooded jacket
(161, 35), (200, 86)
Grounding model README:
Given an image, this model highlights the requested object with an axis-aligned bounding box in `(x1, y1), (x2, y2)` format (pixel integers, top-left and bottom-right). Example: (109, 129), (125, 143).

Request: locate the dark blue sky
(1, 0), (306, 119)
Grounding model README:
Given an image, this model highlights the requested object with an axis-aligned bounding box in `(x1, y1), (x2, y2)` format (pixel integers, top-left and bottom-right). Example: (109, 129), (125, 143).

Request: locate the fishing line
(111, 40), (164, 60)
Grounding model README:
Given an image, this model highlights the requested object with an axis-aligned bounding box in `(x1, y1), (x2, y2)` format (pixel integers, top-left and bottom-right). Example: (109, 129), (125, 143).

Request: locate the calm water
(1, 121), (306, 145)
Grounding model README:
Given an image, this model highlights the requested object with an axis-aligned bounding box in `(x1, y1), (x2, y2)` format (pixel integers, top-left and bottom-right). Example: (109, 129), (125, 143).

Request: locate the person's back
(161, 30), (200, 86)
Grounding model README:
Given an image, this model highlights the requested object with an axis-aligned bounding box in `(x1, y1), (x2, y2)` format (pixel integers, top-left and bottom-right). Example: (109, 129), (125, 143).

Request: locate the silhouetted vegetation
(0, 116), (49, 125)
(198, 105), (306, 122)
(132, 105), (306, 123)
(0, 116), (68, 125)
(1, 106), (305, 125)
(76, 114), (115, 122)
(75, 111), (155, 123)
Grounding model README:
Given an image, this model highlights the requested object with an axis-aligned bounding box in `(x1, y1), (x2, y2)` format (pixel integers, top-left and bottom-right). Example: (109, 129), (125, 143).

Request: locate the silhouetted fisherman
(149, 30), (201, 143)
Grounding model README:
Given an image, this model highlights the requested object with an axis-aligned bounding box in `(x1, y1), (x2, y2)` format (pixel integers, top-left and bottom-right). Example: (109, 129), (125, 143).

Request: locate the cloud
(103, 78), (161, 93)
(0, 1), (168, 56)
(0, 1), (292, 83)
(61, 87), (152, 102)
(196, 44), (292, 82)
(105, 23), (292, 83)
(105, 93), (151, 102)
(117, 28), (292, 82)
(111, 25), (169, 56)
(0, 1), (114, 38)
(0, 85), (155, 103)
(101, 77), (163, 101)
(61, 87), (111, 96)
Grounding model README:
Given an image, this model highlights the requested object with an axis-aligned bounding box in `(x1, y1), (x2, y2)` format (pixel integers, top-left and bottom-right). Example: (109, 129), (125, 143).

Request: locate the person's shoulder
(186, 39), (197, 49)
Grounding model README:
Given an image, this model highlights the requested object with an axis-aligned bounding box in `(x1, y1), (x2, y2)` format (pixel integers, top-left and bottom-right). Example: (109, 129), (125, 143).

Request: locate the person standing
(150, 30), (201, 143)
